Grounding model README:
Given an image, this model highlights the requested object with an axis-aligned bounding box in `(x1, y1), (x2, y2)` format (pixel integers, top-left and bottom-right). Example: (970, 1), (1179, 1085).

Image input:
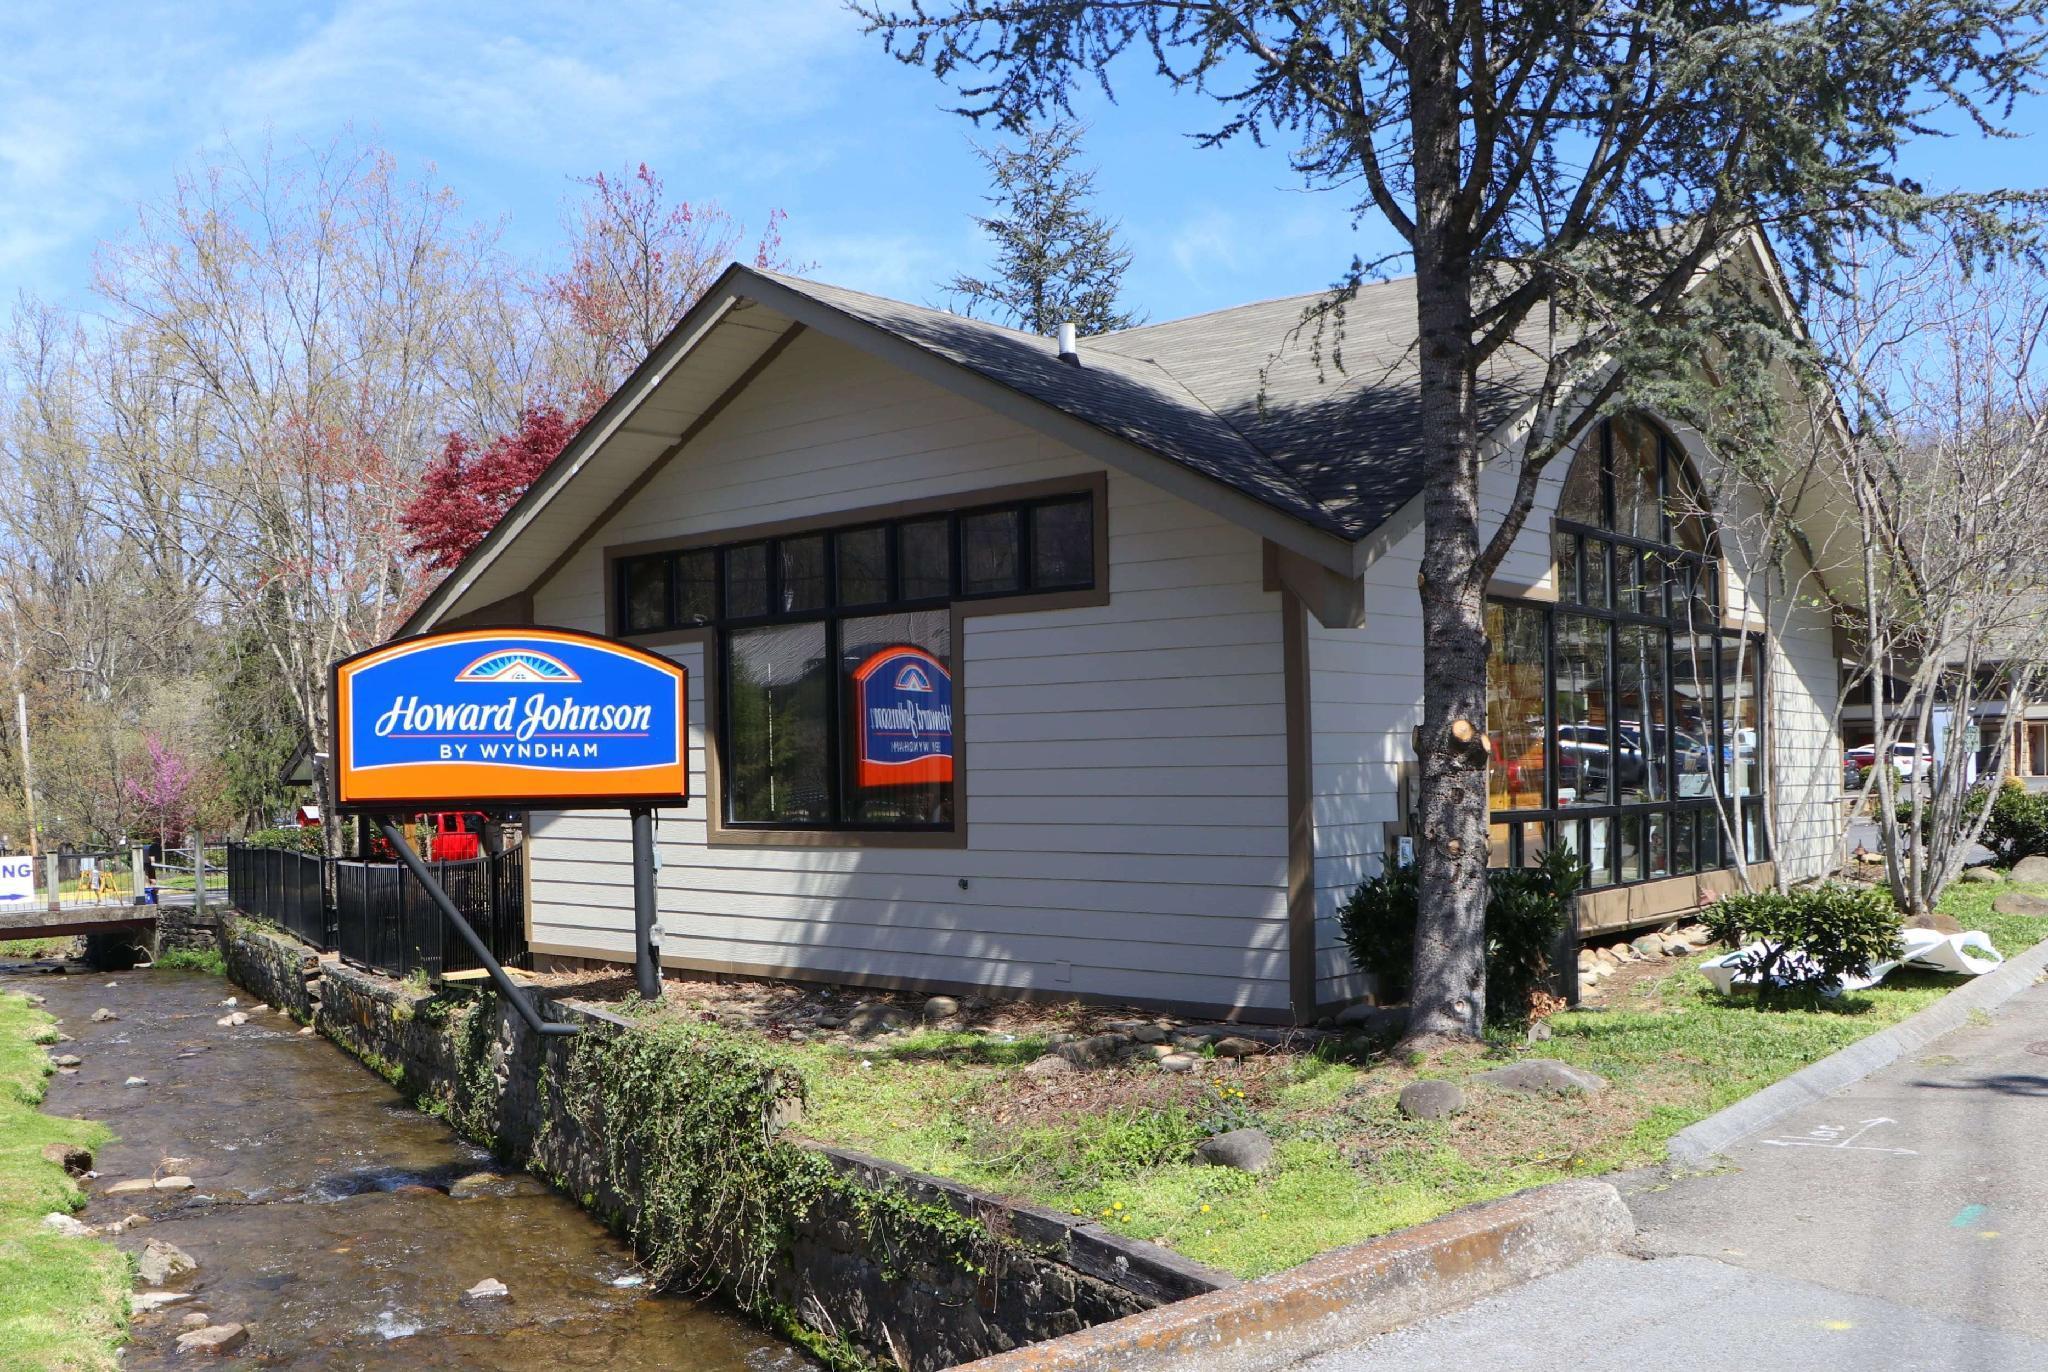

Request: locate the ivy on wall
(449, 996), (1018, 1369)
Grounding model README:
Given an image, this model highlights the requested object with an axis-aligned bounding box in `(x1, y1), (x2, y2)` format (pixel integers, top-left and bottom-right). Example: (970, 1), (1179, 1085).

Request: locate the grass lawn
(785, 882), (2048, 1279)
(0, 941), (74, 960)
(0, 992), (126, 1368)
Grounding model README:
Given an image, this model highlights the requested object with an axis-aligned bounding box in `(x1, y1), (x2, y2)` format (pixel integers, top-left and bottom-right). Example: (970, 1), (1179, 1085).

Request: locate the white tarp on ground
(1699, 927), (2004, 998)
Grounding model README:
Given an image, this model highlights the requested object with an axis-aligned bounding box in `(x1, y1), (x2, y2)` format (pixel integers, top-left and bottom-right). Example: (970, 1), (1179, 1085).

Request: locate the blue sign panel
(333, 627), (688, 810)
(851, 645), (954, 788)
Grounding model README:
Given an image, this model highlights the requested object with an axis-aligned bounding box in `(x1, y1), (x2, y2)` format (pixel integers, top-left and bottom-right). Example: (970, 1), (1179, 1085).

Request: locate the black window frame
(612, 491), (1097, 833)
(1489, 417), (1769, 887)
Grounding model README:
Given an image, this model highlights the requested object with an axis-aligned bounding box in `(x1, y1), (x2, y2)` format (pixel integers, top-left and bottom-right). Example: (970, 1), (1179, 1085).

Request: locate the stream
(18, 964), (811, 1370)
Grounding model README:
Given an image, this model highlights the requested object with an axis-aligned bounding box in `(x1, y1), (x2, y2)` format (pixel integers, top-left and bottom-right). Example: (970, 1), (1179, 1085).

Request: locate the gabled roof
(405, 264), (1559, 631)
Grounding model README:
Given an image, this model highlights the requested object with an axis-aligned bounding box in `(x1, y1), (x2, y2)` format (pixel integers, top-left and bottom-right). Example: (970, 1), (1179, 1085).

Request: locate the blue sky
(3, 0), (2043, 328)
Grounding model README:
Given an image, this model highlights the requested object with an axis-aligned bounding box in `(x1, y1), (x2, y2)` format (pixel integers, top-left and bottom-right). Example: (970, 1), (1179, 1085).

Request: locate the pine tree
(947, 120), (1141, 335)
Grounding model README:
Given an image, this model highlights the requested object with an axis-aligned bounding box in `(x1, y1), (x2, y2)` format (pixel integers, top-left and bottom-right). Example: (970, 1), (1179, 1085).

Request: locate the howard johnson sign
(332, 628), (688, 811)
(852, 645), (954, 788)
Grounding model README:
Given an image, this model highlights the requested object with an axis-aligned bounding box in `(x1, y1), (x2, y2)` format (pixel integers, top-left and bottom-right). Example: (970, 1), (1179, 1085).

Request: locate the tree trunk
(1402, 8), (1489, 1049)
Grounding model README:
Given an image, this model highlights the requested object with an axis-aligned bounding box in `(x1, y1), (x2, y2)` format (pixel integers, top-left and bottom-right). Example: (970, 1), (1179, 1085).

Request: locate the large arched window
(1486, 416), (1766, 888)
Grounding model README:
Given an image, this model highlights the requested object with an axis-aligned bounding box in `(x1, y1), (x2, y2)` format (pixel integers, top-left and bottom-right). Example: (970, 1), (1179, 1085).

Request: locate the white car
(1844, 742), (1932, 786)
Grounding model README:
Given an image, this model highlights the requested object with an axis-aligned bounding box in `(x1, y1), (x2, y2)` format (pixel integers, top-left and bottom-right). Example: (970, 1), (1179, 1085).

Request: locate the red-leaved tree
(403, 165), (795, 574)
(401, 404), (585, 571)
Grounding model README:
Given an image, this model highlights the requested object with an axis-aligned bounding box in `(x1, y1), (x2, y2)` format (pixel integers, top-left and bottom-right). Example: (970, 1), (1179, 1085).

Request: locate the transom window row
(615, 494), (1094, 635)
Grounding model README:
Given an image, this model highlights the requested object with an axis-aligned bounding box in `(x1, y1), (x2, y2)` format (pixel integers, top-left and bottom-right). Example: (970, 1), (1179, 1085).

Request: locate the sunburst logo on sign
(893, 662), (936, 693)
(454, 650), (582, 684)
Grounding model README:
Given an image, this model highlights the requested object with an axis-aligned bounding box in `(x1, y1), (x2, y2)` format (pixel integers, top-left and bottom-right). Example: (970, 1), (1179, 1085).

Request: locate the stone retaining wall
(220, 914), (1228, 1369)
(218, 919), (317, 1023)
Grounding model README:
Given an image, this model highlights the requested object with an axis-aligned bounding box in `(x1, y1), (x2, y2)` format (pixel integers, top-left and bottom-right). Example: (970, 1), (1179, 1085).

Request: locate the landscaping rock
(1631, 935), (1666, 958)
(1474, 1059), (1608, 1095)
(41, 1212), (93, 1237)
(1053, 1034), (1128, 1068)
(1961, 866), (2003, 884)
(1526, 1021), (1554, 1044)
(179, 1312), (211, 1329)
(90, 1008), (118, 1022)
(1022, 1054), (1076, 1080)
(1129, 1023), (1168, 1044)
(155, 1175), (195, 1191)
(2013, 855), (2048, 883)
(129, 1291), (190, 1314)
(174, 1324), (248, 1356)
(103, 1178), (157, 1196)
(41, 1142), (91, 1174)
(921, 995), (960, 1022)
(845, 1004), (912, 1038)
(1994, 891), (2048, 918)
(1335, 1003), (1407, 1035)
(463, 1278), (509, 1302)
(1196, 1128), (1274, 1173)
(49, 1053), (81, 1068)
(123, 1076), (147, 1088)
(1157, 1053), (1200, 1074)
(1397, 1080), (1467, 1120)
(1212, 1036), (1261, 1060)
(136, 1238), (198, 1286)
(1907, 912), (1965, 934)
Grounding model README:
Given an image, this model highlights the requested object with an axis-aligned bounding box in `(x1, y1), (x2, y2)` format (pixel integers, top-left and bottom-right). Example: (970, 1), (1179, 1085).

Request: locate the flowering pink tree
(126, 733), (196, 853)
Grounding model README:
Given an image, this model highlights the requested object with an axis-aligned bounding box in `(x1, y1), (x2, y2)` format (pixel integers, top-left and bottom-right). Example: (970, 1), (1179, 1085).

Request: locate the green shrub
(1892, 782), (1992, 849)
(1701, 884), (1903, 1007)
(1335, 860), (1420, 1002)
(1983, 779), (2048, 866)
(152, 947), (226, 975)
(1336, 845), (1583, 1029)
(1484, 847), (1585, 1026)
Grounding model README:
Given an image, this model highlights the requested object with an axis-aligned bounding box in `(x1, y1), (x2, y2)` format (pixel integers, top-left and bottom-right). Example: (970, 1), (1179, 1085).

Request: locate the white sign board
(0, 855), (36, 905)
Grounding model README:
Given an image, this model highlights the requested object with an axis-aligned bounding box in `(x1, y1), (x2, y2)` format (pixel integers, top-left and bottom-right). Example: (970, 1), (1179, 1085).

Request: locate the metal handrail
(375, 820), (575, 1038)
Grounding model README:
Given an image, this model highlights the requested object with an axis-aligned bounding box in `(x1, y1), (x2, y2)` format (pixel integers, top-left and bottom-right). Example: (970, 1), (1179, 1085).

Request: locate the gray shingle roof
(756, 269), (1549, 541)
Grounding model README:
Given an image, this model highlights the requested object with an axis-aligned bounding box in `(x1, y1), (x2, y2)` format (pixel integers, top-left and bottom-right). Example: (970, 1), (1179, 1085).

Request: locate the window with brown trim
(1488, 416), (1768, 887)
(613, 491), (1096, 832)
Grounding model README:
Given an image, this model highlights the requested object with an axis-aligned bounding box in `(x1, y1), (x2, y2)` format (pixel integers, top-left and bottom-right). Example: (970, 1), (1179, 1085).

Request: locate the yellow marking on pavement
(1821, 1320), (1854, 1332)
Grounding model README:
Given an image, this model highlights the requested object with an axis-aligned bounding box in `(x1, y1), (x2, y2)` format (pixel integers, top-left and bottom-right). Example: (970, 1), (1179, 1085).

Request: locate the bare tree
(90, 137), (510, 855)
(1819, 249), (2048, 912)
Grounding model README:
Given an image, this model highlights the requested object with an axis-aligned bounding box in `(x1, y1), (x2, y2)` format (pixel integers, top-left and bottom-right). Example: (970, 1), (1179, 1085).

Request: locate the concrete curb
(952, 1179), (1633, 1372)
(1667, 927), (2048, 1168)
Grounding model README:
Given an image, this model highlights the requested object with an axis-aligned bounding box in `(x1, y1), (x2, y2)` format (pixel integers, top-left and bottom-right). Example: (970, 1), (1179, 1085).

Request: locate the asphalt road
(1298, 974), (2048, 1372)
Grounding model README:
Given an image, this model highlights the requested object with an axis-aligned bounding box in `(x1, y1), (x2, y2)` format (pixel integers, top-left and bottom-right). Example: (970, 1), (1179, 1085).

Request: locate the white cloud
(801, 229), (962, 305)
(1165, 207), (1247, 280)
(0, 0), (864, 301)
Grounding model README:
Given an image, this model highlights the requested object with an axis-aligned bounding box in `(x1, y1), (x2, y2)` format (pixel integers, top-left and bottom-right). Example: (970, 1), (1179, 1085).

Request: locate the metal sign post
(630, 807), (661, 1001)
(332, 627), (690, 1032)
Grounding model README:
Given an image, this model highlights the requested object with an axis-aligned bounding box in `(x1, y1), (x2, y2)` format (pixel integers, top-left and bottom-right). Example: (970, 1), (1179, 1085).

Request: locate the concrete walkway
(1297, 975), (2048, 1371)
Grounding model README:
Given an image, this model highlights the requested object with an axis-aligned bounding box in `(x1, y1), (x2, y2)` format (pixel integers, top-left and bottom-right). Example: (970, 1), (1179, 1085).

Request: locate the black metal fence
(226, 843), (527, 981)
(225, 845), (330, 947)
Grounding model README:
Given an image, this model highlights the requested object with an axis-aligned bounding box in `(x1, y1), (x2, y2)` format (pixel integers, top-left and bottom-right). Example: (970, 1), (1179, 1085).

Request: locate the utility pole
(15, 692), (37, 860)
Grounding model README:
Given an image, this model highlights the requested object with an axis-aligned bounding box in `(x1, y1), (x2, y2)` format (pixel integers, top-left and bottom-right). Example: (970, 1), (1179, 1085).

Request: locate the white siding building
(406, 259), (1850, 1023)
